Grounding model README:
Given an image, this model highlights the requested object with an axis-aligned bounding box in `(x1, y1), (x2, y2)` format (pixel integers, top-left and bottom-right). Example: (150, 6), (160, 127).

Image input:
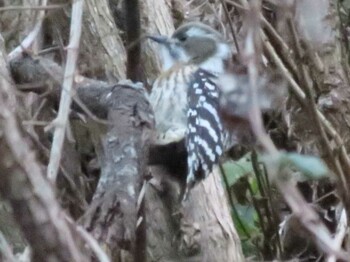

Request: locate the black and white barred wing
(186, 69), (224, 188)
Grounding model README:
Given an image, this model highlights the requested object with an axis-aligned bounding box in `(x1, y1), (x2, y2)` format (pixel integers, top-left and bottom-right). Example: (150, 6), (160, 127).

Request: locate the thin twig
(327, 208), (347, 262)
(261, 28), (350, 178)
(22, 120), (50, 126)
(0, 63), (84, 262)
(287, 18), (349, 196)
(0, 233), (17, 262)
(276, 181), (348, 260)
(7, 0), (48, 60)
(76, 226), (111, 262)
(219, 163), (252, 239)
(37, 45), (60, 55)
(47, 0), (84, 183)
(219, 0), (240, 53)
(225, 0), (247, 10)
(244, 1), (277, 155)
(72, 95), (110, 125)
(225, 0), (299, 76)
(242, 1), (348, 259)
(260, 16), (298, 77)
(0, 4), (67, 12)
(251, 151), (282, 257)
(259, 160), (283, 256)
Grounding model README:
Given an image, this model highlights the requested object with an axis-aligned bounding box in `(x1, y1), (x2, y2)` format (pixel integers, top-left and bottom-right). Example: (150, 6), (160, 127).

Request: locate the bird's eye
(178, 35), (187, 42)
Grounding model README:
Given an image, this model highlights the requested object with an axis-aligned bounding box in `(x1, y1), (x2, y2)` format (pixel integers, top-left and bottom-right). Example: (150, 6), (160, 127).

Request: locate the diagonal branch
(0, 34), (84, 262)
(242, 1), (348, 259)
(47, 0), (84, 183)
(7, 0), (48, 60)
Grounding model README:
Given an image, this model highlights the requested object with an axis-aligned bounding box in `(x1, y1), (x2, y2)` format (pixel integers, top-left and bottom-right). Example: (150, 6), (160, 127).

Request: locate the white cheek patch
(176, 47), (190, 63)
(159, 44), (189, 71)
(199, 42), (231, 74)
(216, 43), (231, 59)
(160, 46), (177, 71)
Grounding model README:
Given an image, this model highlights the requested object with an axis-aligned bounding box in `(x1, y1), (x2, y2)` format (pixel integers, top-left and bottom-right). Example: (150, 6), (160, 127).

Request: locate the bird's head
(149, 22), (231, 73)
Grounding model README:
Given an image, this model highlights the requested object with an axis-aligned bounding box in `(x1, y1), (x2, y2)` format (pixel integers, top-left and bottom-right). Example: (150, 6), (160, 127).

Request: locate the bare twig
(276, 181), (348, 260)
(7, 0), (48, 60)
(245, 1), (277, 155)
(219, 0), (240, 53)
(76, 226), (110, 262)
(287, 18), (349, 196)
(225, 0), (299, 76)
(22, 120), (50, 126)
(0, 42), (84, 262)
(242, 1), (348, 259)
(47, 0), (84, 183)
(0, 91), (84, 262)
(327, 208), (347, 262)
(260, 16), (299, 76)
(0, 233), (17, 262)
(225, 0), (246, 10)
(261, 28), (350, 178)
(37, 45), (60, 55)
(0, 4), (67, 12)
(72, 94), (110, 125)
(15, 247), (31, 262)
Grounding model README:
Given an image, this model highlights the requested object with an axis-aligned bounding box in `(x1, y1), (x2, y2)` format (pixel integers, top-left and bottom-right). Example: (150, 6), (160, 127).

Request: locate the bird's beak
(147, 35), (171, 45)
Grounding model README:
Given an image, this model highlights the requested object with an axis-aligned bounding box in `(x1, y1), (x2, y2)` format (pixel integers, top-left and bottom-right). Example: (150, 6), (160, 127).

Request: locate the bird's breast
(149, 65), (197, 145)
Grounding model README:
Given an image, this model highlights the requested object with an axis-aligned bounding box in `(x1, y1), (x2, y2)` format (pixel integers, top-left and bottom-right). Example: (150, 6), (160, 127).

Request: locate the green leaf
(232, 204), (259, 236)
(284, 153), (329, 179)
(222, 154), (254, 187)
(232, 204), (262, 258)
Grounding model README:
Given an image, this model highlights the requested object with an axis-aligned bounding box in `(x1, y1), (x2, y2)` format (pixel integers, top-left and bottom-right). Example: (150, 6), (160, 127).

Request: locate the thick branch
(80, 83), (154, 261)
(8, 39), (243, 262)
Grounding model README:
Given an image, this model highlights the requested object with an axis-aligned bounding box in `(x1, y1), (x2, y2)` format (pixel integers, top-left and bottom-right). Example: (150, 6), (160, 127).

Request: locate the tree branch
(47, 0), (84, 183)
(0, 34), (85, 262)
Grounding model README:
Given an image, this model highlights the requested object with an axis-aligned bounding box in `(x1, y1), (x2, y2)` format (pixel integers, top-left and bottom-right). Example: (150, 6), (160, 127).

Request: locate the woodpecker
(148, 22), (232, 199)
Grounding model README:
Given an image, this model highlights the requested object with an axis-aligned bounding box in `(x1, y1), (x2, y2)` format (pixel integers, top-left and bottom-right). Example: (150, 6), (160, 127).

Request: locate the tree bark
(9, 52), (243, 261)
(2, 0), (245, 261)
(80, 82), (154, 261)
